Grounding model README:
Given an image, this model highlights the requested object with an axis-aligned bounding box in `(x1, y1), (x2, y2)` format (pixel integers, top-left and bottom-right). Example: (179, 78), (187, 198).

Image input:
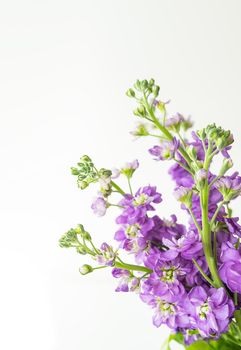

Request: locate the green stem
(111, 181), (125, 195)
(210, 200), (225, 228)
(188, 208), (202, 236)
(174, 159), (193, 176)
(192, 259), (215, 287)
(127, 177), (133, 195)
(201, 179), (224, 288)
(143, 95), (194, 171)
(209, 175), (221, 189)
(114, 261), (152, 274)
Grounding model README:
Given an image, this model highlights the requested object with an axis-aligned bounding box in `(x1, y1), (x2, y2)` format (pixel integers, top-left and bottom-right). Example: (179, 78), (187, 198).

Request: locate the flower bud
(71, 167), (79, 175)
(195, 169), (207, 190)
(79, 264), (93, 275)
(141, 79), (148, 90)
(174, 186), (193, 208)
(133, 105), (146, 118)
(78, 180), (89, 189)
(126, 88), (135, 98)
(196, 128), (206, 140)
(80, 155), (92, 163)
(99, 168), (112, 179)
(219, 158), (233, 176)
(152, 85), (160, 97)
(130, 123), (149, 137)
(134, 80), (141, 91)
(120, 159), (139, 178)
(149, 78), (155, 87)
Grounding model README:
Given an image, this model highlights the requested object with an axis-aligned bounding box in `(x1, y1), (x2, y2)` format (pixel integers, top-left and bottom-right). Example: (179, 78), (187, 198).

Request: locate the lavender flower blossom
(215, 174), (241, 201)
(116, 186), (162, 225)
(91, 195), (108, 216)
(149, 138), (179, 161)
(188, 286), (234, 338)
(95, 243), (117, 266)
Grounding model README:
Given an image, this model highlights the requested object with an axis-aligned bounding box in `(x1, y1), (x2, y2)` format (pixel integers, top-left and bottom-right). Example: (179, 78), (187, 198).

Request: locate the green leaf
(187, 340), (210, 350)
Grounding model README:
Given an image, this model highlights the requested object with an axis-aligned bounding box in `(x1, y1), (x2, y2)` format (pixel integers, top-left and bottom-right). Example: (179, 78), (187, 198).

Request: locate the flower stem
(201, 178), (224, 288)
(114, 261), (152, 274)
(210, 200), (225, 228)
(188, 208), (202, 236)
(111, 181), (125, 195)
(192, 259), (215, 287)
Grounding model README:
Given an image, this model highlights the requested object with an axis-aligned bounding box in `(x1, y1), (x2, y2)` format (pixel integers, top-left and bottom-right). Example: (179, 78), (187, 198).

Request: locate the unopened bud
(71, 167), (79, 175)
(79, 264), (93, 275)
(174, 187), (193, 209)
(219, 158), (233, 176)
(78, 181), (89, 189)
(126, 88), (135, 98)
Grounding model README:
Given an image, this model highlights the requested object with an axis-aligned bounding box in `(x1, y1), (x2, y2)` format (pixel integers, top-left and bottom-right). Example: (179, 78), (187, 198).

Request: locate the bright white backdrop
(1, 1), (241, 349)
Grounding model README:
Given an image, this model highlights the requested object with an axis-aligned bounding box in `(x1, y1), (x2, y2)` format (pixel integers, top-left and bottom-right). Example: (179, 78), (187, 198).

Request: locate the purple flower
(215, 173), (241, 201)
(219, 243), (241, 293)
(120, 159), (139, 178)
(140, 292), (191, 329)
(95, 243), (116, 266)
(112, 268), (140, 292)
(169, 163), (193, 188)
(188, 286), (234, 338)
(116, 186), (162, 225)
(165, 113), (184, 129)
(224, 217), (241, 237)
(162, 230), (203, 261)
(149, 138), (179, 161)
(91, 195), (108, 216)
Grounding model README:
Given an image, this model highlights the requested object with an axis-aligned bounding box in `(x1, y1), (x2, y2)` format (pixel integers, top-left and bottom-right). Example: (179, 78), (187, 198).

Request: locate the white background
(1, 1), (241, 349)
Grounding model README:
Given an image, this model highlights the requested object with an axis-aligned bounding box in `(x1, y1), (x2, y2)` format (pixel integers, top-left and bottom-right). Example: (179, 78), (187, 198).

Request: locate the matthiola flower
(112, 268), (140, 292)
(114, 219), (154, 262)
(162, 230), (203, 261)
(169, 163), (193, 187)
(189, 286), (234, 338)
(174, 186), (193, 208)
(165, 113), (184, 130)
(120, 159), (139, 178)
(149, 138), (179, 161)
(223, 217), (241, 237)
(91, 195), (108, 216)
(95, 243), (117, 266)
(219, 243), (241, 293)
(140, 292), (191, 329)
(116, 186), (162, 225)
(215, 174), (241, 201)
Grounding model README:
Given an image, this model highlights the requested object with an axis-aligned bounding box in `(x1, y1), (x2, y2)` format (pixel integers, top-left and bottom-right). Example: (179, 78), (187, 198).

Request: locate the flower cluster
(60, 79), (241, 349)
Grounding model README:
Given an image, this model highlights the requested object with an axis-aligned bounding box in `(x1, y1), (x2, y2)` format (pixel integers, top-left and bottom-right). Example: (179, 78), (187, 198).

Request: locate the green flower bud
(75, 224), (85, 234)
(133, 105), (146, 118)
(141, 80), (148, 90)
(78, 180), (89, 189)
(134, 80), (141, 91)
(71, 167), (80, 175)
(196, 128), (206, 140)
(99, 168), (112, 179)
(174, 187), (193, 209)
(130, 123), (149, 137)
(152, 85), (160, 97)
(80, 155), (92, 163)
(126, 88), (135, 98)
(79, 264), (93, 275)
(219, 158), (233, 176)
(149, 78), (155, 87)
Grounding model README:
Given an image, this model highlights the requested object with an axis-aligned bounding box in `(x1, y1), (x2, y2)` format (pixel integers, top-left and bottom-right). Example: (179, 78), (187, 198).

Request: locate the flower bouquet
(60, 79), (241, 349)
